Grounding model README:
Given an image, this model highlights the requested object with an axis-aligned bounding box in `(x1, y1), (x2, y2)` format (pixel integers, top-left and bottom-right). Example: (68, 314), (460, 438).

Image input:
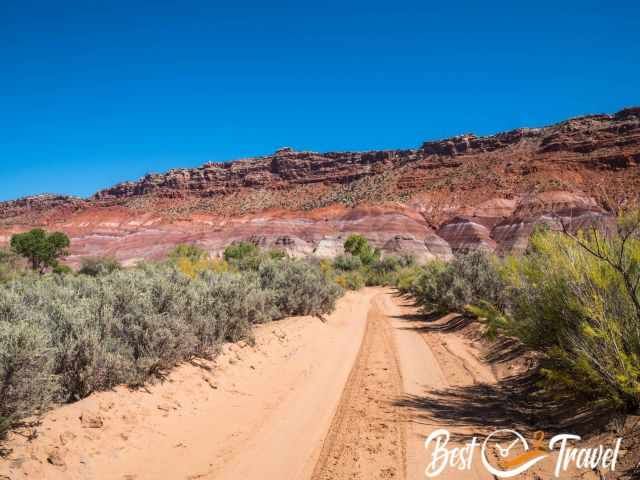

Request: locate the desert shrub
(0, 249), (22, 283)
(397, 211), (640, 413)
(335, 271), (366, 290)
(438, 211), (640, 413)
(224, 241), (259, 262)
(333, 254), (363, 272)
(365, 254), (416, 286)
(334, 247), (414, 287)
(224, 242), (267, 271)
(0, 266), (272, 401)
(0, 314), (58, 438)
(394, 265), (423, 293)
(318, 259), (335, 280)
(52, 264), (73, 275)
(444, 250), (505, 312)
(0, 250), (345, 432)
(267, 249), (287, 260)
(258, 259), (342, 317)
(372, 254), (415, 273)
(168, 244), (208, 262)
(402, 259), (449, 312)
(168, 243), (233, 278)
(488, 218), (640, 412)
(192, 270), (275, 334)
(174, 255), (230, 279)
(343, 234), (380, 265)
(79, 256), (122, 276)
(407, 251), (505, 314)
(222, 242), (292, 271)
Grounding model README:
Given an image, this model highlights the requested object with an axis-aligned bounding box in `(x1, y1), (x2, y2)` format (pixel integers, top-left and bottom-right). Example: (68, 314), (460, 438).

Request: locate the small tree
(343, 234), (380, 265)
(10, 229), (70, 273)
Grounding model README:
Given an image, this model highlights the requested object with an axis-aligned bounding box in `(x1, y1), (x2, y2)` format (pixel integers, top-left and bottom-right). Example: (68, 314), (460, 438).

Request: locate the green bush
(394, 265), (423, 293)
(0, 248), (22, 283)
(343, 234), (380, 265)
(258, 259), (342, 317)
(168, 244), (208, 262)
(333, 254), (363, 272)
(489, 218), (640, 412)
(365, 254), (416, 286)
(224, 241), (275, 271)
(0, 315), (57, 438)
(267, 249), (287, 260)
(79, 256), (122, 276)
(335, 271), (366, 290)
(334, 243), (414, 288)
(0, 251), (345, 434)
(224, 241), (259, 261)
(405, 251), (505, 314)
(400, 210), (640, 414)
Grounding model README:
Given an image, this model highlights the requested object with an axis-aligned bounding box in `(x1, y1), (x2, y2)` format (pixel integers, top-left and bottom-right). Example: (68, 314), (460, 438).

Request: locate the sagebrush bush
(258, 259), (342, 317)
(333, 254), (363, 272)
(0, 314), (57, 437)
(394, 265), (423, 293)
(333, 236), (415, 288)
(365, 255), (416, 286)
(79, 256), (122, 276)
(0, 257), (343, 433)
(0, 249), (21, 284)
(405, 251), (505, 314)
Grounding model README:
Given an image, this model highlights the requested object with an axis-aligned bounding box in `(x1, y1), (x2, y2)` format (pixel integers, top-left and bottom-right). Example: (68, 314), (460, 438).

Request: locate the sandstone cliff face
(1, 108), (638, 264)
(91, 107), (639, 211)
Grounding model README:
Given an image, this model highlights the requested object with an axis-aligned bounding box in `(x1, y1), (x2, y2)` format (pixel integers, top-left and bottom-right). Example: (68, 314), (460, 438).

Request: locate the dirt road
(0, 288), (597, 480)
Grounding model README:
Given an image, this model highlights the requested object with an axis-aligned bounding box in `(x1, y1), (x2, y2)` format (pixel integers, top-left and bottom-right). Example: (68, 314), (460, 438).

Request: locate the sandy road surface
(310, 291), (495, 480)
(0, 288), (600, 480)
(311, 293), (407, 480)
(1, 290), (376, 480)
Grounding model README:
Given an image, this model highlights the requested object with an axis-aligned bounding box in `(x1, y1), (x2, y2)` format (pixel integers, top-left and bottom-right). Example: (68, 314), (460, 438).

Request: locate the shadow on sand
(393, 370), (612, 442)
(389, 302), (615, 442)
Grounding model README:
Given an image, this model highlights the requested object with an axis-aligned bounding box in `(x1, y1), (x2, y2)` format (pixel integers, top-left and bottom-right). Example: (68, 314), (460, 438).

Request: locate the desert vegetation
(327, 234), (415, 289)
(10, 229), (70, 274)
(398, 210), (640, 415)
(0, 237), (342, 438)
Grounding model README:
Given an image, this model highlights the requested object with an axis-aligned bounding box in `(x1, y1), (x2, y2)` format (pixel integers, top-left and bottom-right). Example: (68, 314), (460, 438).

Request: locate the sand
(1, 288), (626, 479)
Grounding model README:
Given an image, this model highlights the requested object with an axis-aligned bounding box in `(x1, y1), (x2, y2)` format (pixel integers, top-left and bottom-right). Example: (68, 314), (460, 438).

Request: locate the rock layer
(1, 107), (638, 264)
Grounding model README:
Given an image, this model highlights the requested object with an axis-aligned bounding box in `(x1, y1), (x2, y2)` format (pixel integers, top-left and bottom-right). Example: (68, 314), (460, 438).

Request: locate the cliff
(1, 107), (638, 264)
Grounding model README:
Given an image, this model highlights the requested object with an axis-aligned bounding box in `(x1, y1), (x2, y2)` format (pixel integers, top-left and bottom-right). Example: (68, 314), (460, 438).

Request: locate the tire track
(311, 294), (407, 480)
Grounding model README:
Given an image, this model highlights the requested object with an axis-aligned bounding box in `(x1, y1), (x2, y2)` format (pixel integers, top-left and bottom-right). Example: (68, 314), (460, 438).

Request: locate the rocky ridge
(0, 107), (638, 264)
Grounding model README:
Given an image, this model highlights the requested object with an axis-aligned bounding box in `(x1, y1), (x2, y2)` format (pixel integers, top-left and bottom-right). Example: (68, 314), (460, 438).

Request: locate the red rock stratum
(1, 107), (638, 264)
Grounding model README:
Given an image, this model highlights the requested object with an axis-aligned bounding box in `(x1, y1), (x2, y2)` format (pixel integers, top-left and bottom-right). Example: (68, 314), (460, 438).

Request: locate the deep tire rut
(311, 294), (407, 480)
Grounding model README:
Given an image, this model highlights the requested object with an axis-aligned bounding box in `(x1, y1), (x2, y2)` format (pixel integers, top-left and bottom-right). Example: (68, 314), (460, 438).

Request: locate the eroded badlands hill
(1, 107), (638, 264)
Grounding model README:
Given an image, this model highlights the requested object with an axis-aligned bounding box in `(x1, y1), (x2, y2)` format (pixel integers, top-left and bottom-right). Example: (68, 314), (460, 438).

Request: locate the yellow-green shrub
(335, 271), (366, 290)
(496, 221), (640, 411)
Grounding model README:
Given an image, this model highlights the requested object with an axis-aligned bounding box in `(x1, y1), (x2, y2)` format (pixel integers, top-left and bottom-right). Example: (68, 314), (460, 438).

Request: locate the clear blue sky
(1, 0), (638, 201)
